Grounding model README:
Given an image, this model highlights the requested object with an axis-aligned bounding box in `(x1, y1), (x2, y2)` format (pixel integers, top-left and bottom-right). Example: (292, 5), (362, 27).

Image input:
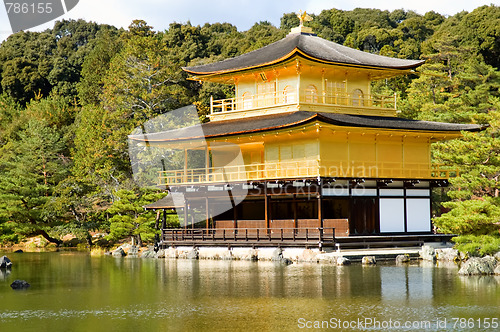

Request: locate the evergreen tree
(0, 118), (68, 244)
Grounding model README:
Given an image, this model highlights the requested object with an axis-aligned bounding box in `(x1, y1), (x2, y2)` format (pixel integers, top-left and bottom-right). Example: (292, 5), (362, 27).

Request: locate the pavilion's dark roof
(143, 193), (185, 209)
(129, 111), (485, 143)
(184, 32), (425, 75)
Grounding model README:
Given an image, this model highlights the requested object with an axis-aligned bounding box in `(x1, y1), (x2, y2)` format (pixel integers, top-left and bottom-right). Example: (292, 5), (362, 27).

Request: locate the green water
(0, 252), (499, 331)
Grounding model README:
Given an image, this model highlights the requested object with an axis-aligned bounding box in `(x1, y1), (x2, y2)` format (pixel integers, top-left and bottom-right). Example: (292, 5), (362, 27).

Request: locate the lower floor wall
(168, 179), (434, 236)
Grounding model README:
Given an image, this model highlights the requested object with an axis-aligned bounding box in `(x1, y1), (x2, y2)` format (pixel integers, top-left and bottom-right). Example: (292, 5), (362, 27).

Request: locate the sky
(0, 0), (499, 43)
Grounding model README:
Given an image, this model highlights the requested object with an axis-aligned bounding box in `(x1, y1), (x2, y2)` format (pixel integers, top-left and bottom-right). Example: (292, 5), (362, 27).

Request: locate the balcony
(210, 89), (397, 117)
(158, 160), (458, 186)
(159, 160), (320, 186)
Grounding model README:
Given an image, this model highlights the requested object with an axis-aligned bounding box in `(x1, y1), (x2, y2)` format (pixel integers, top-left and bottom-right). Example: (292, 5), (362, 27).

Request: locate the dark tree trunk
(34, 230), (63, 246)
(86, 233), (93, 247)
(136, 234), (143, 248)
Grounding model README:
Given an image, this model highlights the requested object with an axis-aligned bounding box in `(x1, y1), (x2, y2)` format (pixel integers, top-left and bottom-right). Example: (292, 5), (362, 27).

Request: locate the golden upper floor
(184, 31), (424, 121)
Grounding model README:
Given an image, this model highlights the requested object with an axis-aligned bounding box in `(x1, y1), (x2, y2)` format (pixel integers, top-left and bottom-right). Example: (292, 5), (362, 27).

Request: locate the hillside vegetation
(0, 6), (498, 253)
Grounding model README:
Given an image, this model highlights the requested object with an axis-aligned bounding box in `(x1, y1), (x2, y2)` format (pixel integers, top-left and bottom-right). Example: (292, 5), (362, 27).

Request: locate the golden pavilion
(132, 22), (484, 249)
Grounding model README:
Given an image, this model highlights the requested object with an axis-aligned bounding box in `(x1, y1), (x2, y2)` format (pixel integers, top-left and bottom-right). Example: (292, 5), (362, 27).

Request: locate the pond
(0, 251), (499, 331)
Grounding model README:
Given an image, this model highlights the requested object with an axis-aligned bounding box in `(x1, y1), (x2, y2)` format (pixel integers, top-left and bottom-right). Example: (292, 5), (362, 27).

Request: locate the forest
(0, 5), (498, 254)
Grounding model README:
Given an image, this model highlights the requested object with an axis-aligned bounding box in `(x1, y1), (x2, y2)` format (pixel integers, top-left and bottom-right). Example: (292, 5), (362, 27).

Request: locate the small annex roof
(129, 111), (485, 144)
(184, 32), (425, 76)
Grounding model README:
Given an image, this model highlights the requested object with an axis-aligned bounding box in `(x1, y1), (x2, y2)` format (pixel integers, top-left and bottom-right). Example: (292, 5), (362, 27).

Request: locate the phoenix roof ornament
(297, 10), (313, 27)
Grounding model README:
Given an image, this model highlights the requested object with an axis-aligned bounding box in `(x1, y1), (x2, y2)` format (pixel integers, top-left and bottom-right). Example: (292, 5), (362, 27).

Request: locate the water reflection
(0, 268), (11, 281)
(0, 253), (499, 332)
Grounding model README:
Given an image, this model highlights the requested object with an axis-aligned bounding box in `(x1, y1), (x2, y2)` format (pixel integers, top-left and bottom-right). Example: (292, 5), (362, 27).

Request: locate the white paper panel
(406, 189), (431, 197)
(406, 199), (431, 232)
(352, 188), (377, 196)
(379, 198), (405, 232)
(380, 189), (404, 197)
(323, 188), (349, 196)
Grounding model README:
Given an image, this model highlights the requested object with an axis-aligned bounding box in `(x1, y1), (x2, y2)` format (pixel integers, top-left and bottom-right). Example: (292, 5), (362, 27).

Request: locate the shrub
(453, 235), (500, 256)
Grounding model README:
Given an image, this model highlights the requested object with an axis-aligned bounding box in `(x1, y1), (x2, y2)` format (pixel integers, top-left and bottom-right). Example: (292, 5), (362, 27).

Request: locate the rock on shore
(0, 256), (12, 268)
(362, 256), (376, 265)
(396, 254), (410, 264)
(419, 245), (436, 261)
(458, 256), (498, 275)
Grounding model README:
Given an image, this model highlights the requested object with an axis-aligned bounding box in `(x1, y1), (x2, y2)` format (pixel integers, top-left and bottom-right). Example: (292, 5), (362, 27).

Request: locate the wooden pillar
(318, 179), (323, 229)
(233, 200), (238, 230)
(184, 201), (188, 229)
(184, 148), (188, 183)
(293, 194), (297, 229)
(264, 183), (269, 232)
(154, 210), (160, 230)
(321, 69), (326, 104)
(162, 209), (167, 229)
(205, 145), (210, 182)
(154, 210), (161, 245)
(296, 59), (301, 103)
(205, 197), (210, 229)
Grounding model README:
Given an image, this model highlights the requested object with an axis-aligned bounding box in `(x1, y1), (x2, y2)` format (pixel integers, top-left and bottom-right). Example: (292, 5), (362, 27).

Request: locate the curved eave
(129, 113), (318, 144)
(183, 48), (423, 80)
(129, 112), (486, 145)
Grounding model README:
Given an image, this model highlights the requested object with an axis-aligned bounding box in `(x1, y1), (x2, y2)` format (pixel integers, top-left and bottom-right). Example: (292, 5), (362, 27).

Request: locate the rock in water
(11, 280), (30, 289)
(112, 247), (126, 257)
(270, 248), (293, 265)
(128, 245), (139, 256)
(140, 250), (157, 259)
(362, 256), (376, 265)
(186, 248), (199, 260)
(0, 256), (12, 268)
(458, 256), (498, 275)
(396, 254), (410, 264)
(419, 245), (436, 261)
(336, 257), (351, 266)
(435, 248), (459, 262)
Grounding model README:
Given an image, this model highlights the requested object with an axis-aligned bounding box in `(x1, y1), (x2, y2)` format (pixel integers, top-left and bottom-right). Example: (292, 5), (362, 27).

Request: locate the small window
(305, 85), (318, 103)
(242, 92), (252, 109)
(325, 81), (346, 104)
(352, 89), (364, 106)
(283, 85), (296, 103)
(257, 82), (276, 106)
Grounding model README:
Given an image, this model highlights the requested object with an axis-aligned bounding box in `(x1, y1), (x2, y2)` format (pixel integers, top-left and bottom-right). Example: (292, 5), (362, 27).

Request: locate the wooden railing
(211, 90), (396, 114)
(158, 160), (458, 185)
(159, 160), (320, 185)
(161, 227), (336, 247)
(431, 164), (459, 178)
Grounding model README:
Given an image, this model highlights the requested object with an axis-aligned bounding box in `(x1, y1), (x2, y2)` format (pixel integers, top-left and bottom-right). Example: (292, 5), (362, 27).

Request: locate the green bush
(453, 235), (500, 256)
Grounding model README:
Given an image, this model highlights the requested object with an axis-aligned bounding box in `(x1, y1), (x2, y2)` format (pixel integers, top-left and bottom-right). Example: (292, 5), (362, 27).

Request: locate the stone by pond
(458, 256), (498, 275)
(362, 256), (376, 265)
(10, 280), (30, 289)
(0, 256), (12, 268)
